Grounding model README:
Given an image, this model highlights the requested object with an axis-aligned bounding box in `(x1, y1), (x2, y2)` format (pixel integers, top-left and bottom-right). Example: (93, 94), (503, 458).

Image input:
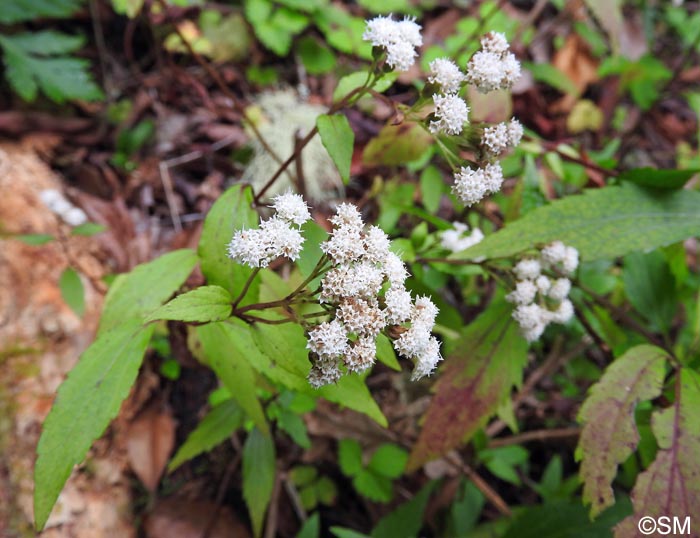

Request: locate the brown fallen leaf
(552, 34), (599, 114)
(144, 498), (251, 538)
(126, 403), (176, 491)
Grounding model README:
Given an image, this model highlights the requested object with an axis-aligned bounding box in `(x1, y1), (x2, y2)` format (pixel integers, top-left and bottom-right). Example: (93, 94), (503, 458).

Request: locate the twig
(283, 475), (308, 523)
(158, 161), (183, 232)
(232, 267), (260, 309)
(446, 454), (512, 517)
(488, 427), (581, 448)
(263, 472), (283, 538)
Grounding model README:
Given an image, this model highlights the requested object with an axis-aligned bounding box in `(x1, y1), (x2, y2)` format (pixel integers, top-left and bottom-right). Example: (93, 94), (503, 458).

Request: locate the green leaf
(276, 407), (311, 448)
(331, 528), (371, 538)
(297, 36), (336, 75)
(59, 267), (85, 317)
(363, 123), (432, 167)
(317, 113), (354, 184)
(408, 300), (528, 470)
(34, 322), (154, 530)
(146, 285), (232, 323)
(198, 185), (259, 302)
(615, 369), (700, 535)
(368, 444), (407, 479)
(618, 167), (699, 190)
(577, 345), (667, 517)
(371, 481), (436, 538)
(0, 32), (103, 103)
(297, 512), (320, 538)
(71, 222), (106, 236)
(290, 465), (318, 487)
(525, 62), (579, 95)
(0, 0), (82, 23)
(168, 399), (243, 471)
(353, 469), (393, 503)
(99, 249), (198, 333)
(197, 322), (268, 435)
(318, 374), (387, 427)
(15, 233), (54, 245)
(622, 251), (677, 334)
(419, 165), (443, 213)
(456, 183), (700, 262)
(333, 71), (398, 102)
(338, 439), (363, 476)
(243, 427), (276, 538)
(375, 333), (401, 371)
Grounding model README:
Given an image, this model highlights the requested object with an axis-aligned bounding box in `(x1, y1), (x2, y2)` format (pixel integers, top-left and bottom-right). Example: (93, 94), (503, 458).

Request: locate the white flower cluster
(39, 189), (88, 227)
(307, 203), (441, 387)
(227, 192), (310, 268)
(439, 222), (484, 253)
(506, 242), (579, 342)
(427, 58), (470, 136)
(363, 15), (422, 71)
(482, 118), (523, 156)
(452, 162), (504, 206)
(465, 32), (521, 94)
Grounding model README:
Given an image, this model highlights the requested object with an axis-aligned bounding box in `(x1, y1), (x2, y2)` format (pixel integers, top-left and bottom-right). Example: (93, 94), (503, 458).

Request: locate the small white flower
(541, 241), (567, 266)
(466, 50), (505, 93)
(411, 336), (442, 380)
(396, 16), (423, 47)
(330, 203), (364, 231)
(337, 298), (385, 336)
(547, 278), (572, 301)
(321, 226), (365, 265)
(412, 295), (439, 329)
(394, 325), (431, 358)
(500, 53), (521, 89)
(270, 191), (310, 226)
(481, 32), (509, 55)
(506, 280), (538, 305)
(228, 228), (268, 267)
(483, 162), (504, 194)
(512, 303), (549, 342)
(482, 122), (510, 156)
(383, 252), (409, 288)
(384, 287), (413, 324)
(308, 357), (342, 387)
(429, 93), (470, 136)
(428, 58), (465, 94)
(549, 299), (574, 324)
(386, 39), (418, 71)
(535, 275), (552, 294)
(307, 320), (348, 360)
(363, 226), (391, 264)
(514, 258), (541, 280)
(452, 167), (488, 206)
(362, 15), (399, 48)
(562, 246), (579, 275)
(260, 216), (305, 262)
(345, 336), (377, 373)
(440, 222), (484, 253)
(63, 207), (88, 227)
(507, 118), (524, 147)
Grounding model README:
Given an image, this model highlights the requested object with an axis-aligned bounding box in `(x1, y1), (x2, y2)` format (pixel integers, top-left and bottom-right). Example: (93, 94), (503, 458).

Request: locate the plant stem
(232, 267), (260, 308)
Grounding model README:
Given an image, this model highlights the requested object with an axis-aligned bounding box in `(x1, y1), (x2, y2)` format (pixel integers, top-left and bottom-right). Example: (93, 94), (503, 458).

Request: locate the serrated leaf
(353, 469), (393, 503)
(317, 113), (354, 183)
(456, 183), (700, 262)
(146, 285), (232, 323)
(243, 428), (276, 538)
(99, 249), (198, 333)
(371, 481), (436, 538)
(0, 0), (82, 23)
(363, 122), (432, 167)
(34, 322), (154, 530)
(618, 167), (699, 190)
(408, 301), (527, 470)
(577, 345), (667, 517)
(614, 369), (700, 537)
(368, 444), (407, 479)
(0, 32), (103, 103)
(168, 399), (243, 471)
(338, 439), (363, 476)
(198, 185), (259, 303)
(197, 322), (268, 435)
(59, 267), (85, 317)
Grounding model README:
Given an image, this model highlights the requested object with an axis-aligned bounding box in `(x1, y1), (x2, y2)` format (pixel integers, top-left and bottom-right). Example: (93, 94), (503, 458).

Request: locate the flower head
(363, 15), (422, 72)
(307, 320), (348, 360)
(429, 93), (470, 135)
(465, 34), (521, 93)
(270, 191), (311, 226)
(428, 58), (465, 94)
(452, 167), (487, 206)
(440, 222), (484, 253)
